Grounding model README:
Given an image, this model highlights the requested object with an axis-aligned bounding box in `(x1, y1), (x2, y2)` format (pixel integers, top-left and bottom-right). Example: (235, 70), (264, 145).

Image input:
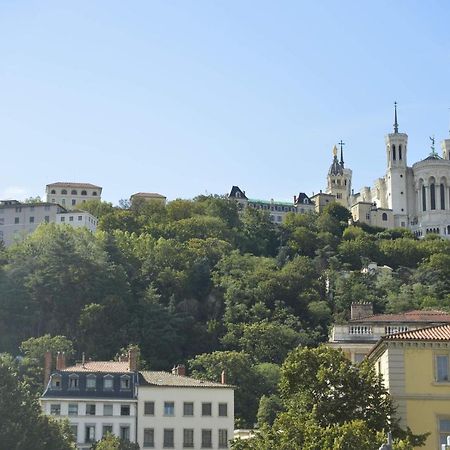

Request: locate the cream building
(46, 182), (102, 209)
(131, 192), (167, 206)
(138, 366), (234, 450)
(0, 200), (98, 247)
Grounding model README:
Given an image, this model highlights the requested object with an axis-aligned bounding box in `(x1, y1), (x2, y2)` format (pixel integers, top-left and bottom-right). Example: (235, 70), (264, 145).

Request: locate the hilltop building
(46, 182), (102, 209)
(328, 302), (450, 364)
(0, 200), (97, 247)
(369, 324), (450, 450)
(130, 192), (167, 206)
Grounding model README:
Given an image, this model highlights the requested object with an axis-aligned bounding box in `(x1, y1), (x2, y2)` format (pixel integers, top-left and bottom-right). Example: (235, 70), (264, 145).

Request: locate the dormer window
(120, 375), (131, 390)
(86, 374), (96, 389)
(103, 374), (114, 390)
(68, 374), (79, 390)
(50, 374), (62, 390)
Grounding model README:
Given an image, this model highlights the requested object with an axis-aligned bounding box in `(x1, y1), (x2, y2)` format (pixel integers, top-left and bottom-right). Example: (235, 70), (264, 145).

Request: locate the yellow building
(369, 324), (450, 450)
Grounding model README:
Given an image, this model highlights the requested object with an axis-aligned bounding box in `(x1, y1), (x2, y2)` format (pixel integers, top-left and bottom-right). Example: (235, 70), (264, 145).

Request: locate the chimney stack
(128, 347), (138, 372)
(172, 364), (186, 376)
(351, 302), (374, 320)
(44, 351), (52, 387)
(221, 370), (226, 385)
(55, 351), (67, 370)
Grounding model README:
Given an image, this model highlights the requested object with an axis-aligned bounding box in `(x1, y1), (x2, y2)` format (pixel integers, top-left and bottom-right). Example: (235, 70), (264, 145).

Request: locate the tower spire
(338, 140), (345, 167)
(394, 101), (399, 133)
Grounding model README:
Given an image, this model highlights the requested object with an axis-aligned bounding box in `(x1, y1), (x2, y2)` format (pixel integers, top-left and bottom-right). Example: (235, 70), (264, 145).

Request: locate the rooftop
(247, 198), (294, 207)
(131, 192), (166, 198)
(383, 323), (450, 341)
(46, 182), (102, 189)
(61, 361), (131, 373)
(351, 310), (450, 324)
(139, 371), (233, 388)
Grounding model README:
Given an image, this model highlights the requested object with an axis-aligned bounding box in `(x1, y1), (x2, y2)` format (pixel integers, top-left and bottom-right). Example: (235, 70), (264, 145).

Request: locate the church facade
(326, 105), (450, 238)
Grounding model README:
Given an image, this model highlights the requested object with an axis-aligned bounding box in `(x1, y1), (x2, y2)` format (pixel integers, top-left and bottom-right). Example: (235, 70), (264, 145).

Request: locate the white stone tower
(326, 141), (352, 208)
(385, 102), (409, 227)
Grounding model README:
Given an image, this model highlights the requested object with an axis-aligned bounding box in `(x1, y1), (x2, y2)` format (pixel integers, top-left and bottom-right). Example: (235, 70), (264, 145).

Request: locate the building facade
(369, 324), (450, 450)
(138, 366), (234, 450)
(46, 182), (102, 209)
(130, 192), (167, 206)
(0, 200), (98, 247)
(41, 351), (138, 450)
(228, 186), (314, 224)
(328, 303), (450, 364)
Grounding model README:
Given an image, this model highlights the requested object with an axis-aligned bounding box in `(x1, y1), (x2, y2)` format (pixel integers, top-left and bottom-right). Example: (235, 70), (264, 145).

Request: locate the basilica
(325, 104), (450, 238)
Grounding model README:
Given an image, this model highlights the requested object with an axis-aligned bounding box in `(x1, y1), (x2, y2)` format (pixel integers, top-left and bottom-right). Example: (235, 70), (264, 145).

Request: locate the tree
(90, 434), (140, 450)
(0, 355), (75, 450)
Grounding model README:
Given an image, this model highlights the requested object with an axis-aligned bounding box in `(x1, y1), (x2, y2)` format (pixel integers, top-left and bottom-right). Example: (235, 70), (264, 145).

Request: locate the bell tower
(326, 141), (352, 208)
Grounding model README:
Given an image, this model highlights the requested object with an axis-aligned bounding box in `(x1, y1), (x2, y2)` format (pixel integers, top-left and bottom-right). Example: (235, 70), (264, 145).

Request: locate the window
(71, 190), (78, 195)
(163, 429), (174, 448)
(69, 216), (74, 221)
(382, 212), (388, 221)
(219, 429), (228, 448)
(120, 426), (130, 441)
(86, 404), (96, 415)
(61, 216), (65, 222)
(61, 189), (67, 194)
(81, 190), (87, 196)
(93, 191), (98, 196)
(183, 402), (194, 416)
(78, 215), (83, 221)
(164, 401), (175, 416)
(44, 216), (50, 223)
(51, 189), (56, 194)
(62, 199), (66, 205)
(201, 429), (212, 448)
(121, 404), (130, 416)
(399, 144), (402, 160)
(50, 374), (62, 389)
(120, 375), (131, 390)
(70, 424), (78, 441)
(102, 425), (113, 437)
(202, 403), (212, 416)
(143, 428), (155, 447)
(436, 354), (449, 382)
(29, 216), (34, 223)
(72, 199), (76, 206)
(14, 217), (19, 224)
(431, 183), (436, 210)
(50, 404), (61, 415)
(441, 183), (446, 210)
(103, 375), (113, 390)
(144, 401), (155, 415)
(219, 403), (228, 417)
(183, 429), (194, 448)
(68, 403), (78, 416)
(422, 185), (426, 211)
(439, 418), (450, 447)
(392, 144), (396, 160)
(86, 374), (96, 389)
(69, 374), (79, 389)
(0, 218), (3, 225)
(85, 425), (95, 443)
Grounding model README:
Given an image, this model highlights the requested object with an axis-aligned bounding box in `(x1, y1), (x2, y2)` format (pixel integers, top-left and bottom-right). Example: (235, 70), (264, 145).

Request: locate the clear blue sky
(2, 1), (450, 204)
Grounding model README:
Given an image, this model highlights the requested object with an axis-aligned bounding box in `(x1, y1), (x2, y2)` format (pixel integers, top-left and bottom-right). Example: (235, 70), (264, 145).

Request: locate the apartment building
(46, 182), (102, 209)
(41, 350), (138, 450)
(138, 365), (234, 450)
(0, 200), (98, 247)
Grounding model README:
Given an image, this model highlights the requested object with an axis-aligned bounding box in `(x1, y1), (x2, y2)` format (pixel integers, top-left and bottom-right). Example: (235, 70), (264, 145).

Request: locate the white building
(0, 200), (98, 247)
(41, 351), (138, 450)
(138, 365), (234, 450)
(46, 182), (102, 209)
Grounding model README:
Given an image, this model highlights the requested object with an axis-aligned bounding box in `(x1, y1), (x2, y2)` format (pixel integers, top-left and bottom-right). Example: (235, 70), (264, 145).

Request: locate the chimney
(56, 352), (62, 370)
(351, 302), (374, 320)
(44, 351), (52, 387)
(176, 364), (186, 376)
(221, 370), (226, 385)
(128, 347), (138, 372)
(60, 352), (66, 370)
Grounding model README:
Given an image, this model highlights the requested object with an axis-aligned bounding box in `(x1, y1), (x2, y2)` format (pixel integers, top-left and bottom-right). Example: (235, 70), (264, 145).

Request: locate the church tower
(326, 142), (352, 208)
(385, 102), (409, 227)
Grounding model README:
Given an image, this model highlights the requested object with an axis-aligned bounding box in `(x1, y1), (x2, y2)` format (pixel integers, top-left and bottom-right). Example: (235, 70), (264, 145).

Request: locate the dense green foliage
(1, 196), (450, 427)
(90, 434), (140, 450)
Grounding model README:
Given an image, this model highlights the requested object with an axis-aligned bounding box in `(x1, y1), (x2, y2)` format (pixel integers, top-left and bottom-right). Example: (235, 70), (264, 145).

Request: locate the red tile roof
(139, 371), (233, 388)
(46, 182), (102, 189)
(384, 323), (450, 341)
(61, 361), (130, 373)
(351, 310), (450, 323)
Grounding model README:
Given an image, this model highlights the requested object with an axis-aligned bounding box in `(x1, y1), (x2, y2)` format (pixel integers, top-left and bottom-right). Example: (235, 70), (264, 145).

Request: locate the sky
(1, 1), (450, 204)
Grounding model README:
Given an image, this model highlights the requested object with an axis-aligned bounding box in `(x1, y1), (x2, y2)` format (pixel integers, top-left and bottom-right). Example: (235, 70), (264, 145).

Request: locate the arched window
(61, 189), (67, 195)
(392, 145), (396, 161)
(71, 190), (77, 195)
(382, 213), (388, 221)
(50, 189), (56, 194)
(81, 190), (87, 196)
(441, 184), (446, 210)
(399, 145), (402, 160)
(422, 185), (426, 211)
(92, 191), (97, 196)
(430, 183), (436, 210)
